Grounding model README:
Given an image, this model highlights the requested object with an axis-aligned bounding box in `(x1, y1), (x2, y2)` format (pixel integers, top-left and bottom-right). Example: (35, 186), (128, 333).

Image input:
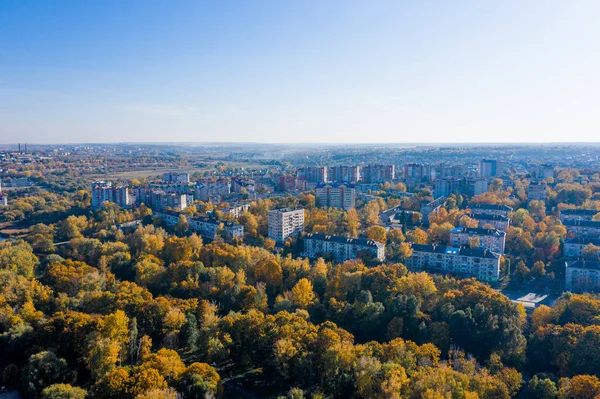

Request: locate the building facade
(316, 183), (356, 210)
(564, 237), (600, 258)
(449, 226), (506, 254)
(91, 181), (131, 209)
(329, 165), (360, 183)
(566, 260), (600, 293)
(303, 233), (385, 262)
(528, 181), (548, 202)
(406, 244), (501, 282)
(268, 208), (305, 243)
(195, 181), (231, 201)
(162, 172), (190, 183)
(563, 220), (600, 237)
(560, 209), (599, 223)
(469, 203), (512, 217)
(468, 213), (510, 231)
(156, 211), (244, 241)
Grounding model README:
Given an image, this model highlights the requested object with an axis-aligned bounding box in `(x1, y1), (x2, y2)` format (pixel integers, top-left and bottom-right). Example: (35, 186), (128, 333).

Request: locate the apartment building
(162, 172), (190, 183)
(268, 208), (305, 243)
(406, 244), (501, 282)
(420, 196), (446, 222)
(433, 177), (489, 199)
(298, 166), (328, 183)
(563, 220), (600, 237)
(478, 159), (508, 177)
(449, 226), (506, 254)
(329, 165), (360, 183)
(528, 181), (548, 202)
(156, 211), (244, 241)
(0, 180), (7, 206)
(466, 213), (510, 231)
(532, 164), (554, 180)
(566, 260), (600, 293)
(303, 233), (385, 262)
(469, 203), (512, 217)
(195, 181), (231, 201)
(564, 237), (600, 258)
(91, 181), (131, 209)
(361, 164), (395, 184)
(560, 209), (599, 223)
(316, 183), (356, 210)
(220, 202), (251, 218)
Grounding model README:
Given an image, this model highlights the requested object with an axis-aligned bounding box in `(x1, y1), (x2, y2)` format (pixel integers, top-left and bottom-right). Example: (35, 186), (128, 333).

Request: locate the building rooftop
(270, 207), (304, 213)
(410, 243), (499, 259)
(316, 182), (355, 188)
(468, 213), (509, 221)
(304, 233), (383, 248)
(470, 203), (513, 211)
(450, 226), (506, 237)
(561, 209), (599, 216)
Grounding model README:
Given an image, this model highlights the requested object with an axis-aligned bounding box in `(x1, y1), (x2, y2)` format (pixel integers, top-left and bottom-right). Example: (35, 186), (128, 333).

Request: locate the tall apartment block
(316, 183), (356, 210)
(361, 164), (395, 184)
(298, 166), (328, 183)
(329, 166), (360, 183)
(162, 172), (190, 183)
(478, 159), (507, 177)
(268, 208), (305, 243)
(91, 181), (131, 209)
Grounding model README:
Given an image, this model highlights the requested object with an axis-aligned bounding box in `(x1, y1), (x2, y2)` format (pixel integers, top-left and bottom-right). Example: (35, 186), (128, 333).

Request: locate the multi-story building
(564, 237), (600, 258)
(449, 226), (506, 254)
(316, 183), (355, 210)
(162, 172), (190, 183)
(361, 164), (395, 184)
(277, 175), (297, 192)
(149, 190), (187, 211)
(268, 208), (305, 243)
(91, 181), (131, 209)
(303, 233), (385, 262)
(532, 164), (554, 180)
(436, 164), (465, 179)
(469, 203), (512, 218)
(329, 166), (360, 183)
(563, 220), (600, 237)
(463, 178), (489, 197)
(528, 181), (548, 202)
(403, 163), (427, 188)
(434, 178), (462, 198)
(406, 244), (501, 282)
(156, 210), (244, 241)
(220, 202), (251, 218)
(195, 181), (231, 201)
(478, 159), (507, 177)
(434, 178), (489, 199)
(467, 213), (510, 231)
(566, 260), (600, 292)
(560, 209), (599, 223)
(0, 180), (7, 206)
(231, 177), (255, 194)
(420, 196), (446, 222)
(298, 166), (328, 183)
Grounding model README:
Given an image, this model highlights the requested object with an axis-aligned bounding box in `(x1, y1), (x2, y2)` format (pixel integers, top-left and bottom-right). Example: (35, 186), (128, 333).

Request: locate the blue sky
(1, 1), (599, 143)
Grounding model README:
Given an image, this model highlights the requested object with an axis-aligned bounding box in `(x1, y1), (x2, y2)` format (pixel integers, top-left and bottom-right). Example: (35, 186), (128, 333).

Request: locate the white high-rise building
(268, 208), (305, 243)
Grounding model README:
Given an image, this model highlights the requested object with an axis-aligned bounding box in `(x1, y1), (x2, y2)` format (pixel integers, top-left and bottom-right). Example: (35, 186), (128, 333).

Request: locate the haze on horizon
(1, 1), (599, 144)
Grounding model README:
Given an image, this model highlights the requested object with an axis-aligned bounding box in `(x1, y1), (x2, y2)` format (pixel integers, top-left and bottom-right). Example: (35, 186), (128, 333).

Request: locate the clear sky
(1, 1), (599, 144)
